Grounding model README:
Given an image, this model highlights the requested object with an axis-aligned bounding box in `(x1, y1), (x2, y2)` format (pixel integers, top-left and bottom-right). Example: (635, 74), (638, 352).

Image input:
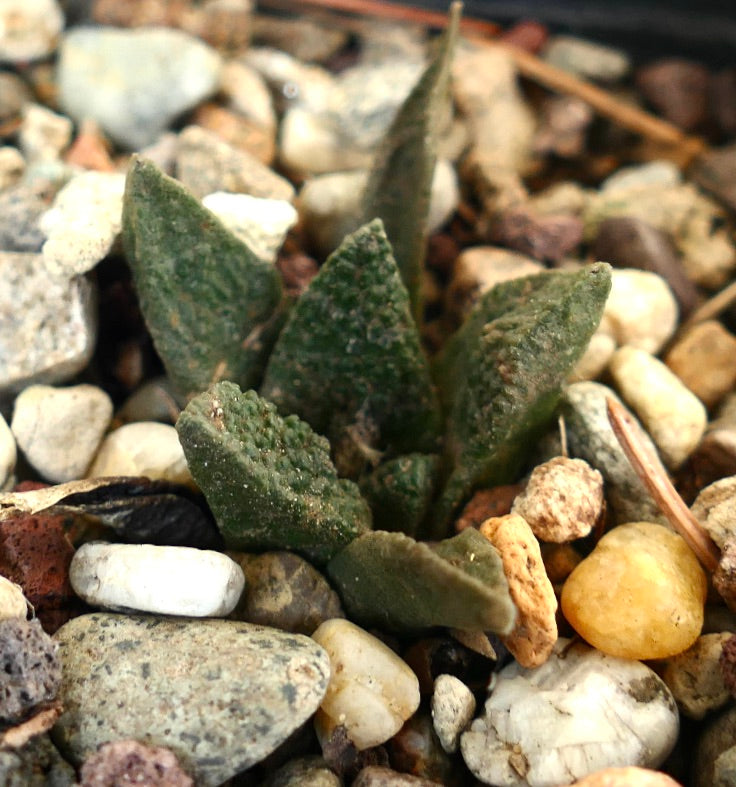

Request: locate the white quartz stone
(609, 345), (707, 469)
(0, 0), (64, 63)
(11, 384), (113, 482)
(202, 192), (297, 263)
(460, 639), (679, 786)
(0, 575), (28, 620)
(69, 542), (245, 617)
(311, 618), (420, 750)
(40, 171), (126, 278)
(432, 674), (476, 754)
(0, 413), (16, 489)
(87, 421), (193, 487)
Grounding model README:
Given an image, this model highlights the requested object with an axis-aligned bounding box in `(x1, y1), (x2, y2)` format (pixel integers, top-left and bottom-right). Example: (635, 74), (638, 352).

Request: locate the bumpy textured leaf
(261, 220), (441, 475)
(122, 156), (283, 399)
(176, 382), (372, 563)
(359, 453), (439, 537)
(359, 3), (461, 318)
(431, 263), (612, 537)
(327, 528), (516, 633)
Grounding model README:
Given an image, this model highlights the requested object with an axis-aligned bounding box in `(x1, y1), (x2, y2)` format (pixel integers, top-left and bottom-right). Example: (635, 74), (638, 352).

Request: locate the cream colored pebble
(479, 514), (557, 668)
(0, 575), (28, 620)
(431, 674), (476, 754)
(512, 456), (604, 542)
(609, 345), (707, 469)
(311, 618), (420, 750)
(572, 767), (683, 787)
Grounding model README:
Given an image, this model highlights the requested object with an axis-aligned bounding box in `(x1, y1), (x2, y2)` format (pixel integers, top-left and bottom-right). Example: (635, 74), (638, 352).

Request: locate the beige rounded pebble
(479, 514), (557, 668)
(431, 674), (476, 754)
(661, 632), (732, 720)
(561, 522), (707, 659)
(665, 320), (736, 409)
(512, 456), (604, 542)
(599, 268), (679, 355)
(0, 575), (28, 620)
(609, 345), (707, 469)
(11, 384), (113, 483)
(311, 618), (420, 750)
(572, 766), (683, 787)
(691, 476), (736, 550)
(88, 421), (193, 487)
(0, 412), (16, 489)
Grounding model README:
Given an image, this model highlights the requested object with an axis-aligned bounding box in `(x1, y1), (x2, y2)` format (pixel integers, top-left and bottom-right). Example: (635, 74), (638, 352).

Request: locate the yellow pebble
(560, 522), (707, 660)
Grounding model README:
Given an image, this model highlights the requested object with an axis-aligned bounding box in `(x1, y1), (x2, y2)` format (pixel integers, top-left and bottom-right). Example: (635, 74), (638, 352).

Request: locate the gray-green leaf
(122, 156), (283, 400)
(359, 2), (461, 319)
(327, 528), (515, 634)
(431, 263), (612, 537)
(176, 382), (372, 564)
(261, 219), (441, 476)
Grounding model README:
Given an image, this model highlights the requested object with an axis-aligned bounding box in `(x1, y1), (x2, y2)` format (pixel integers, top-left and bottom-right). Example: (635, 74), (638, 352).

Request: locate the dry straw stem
(606, 397), (720, 572)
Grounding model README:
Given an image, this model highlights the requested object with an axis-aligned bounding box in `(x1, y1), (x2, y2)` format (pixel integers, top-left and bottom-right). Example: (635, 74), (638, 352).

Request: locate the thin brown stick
(606, 397), (720, 572)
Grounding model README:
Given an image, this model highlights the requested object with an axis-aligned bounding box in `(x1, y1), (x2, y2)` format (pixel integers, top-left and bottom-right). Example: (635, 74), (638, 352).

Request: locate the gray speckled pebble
(52, 613), (331, 786)
(0, 734), (76, 787)
(560, 381), (666, 525)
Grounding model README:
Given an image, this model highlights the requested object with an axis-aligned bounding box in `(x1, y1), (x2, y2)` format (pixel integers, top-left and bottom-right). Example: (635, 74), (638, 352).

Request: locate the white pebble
(202, 192), (297, 263)
(609, 345), (707, 469)
(0, 146), (26, 190)
(311, 618), (420, 750)
(0, 0), (64, 63)
(19, 103), (72, 163)
(0, 412), (16, 489)
(40, 171), (126, 278)
(69, 542), (245, 617)
(0, 575), (28, 620)
(431, 674), (476, 754)
(11, 384), (113, 482)
(87, 421), (193, 487)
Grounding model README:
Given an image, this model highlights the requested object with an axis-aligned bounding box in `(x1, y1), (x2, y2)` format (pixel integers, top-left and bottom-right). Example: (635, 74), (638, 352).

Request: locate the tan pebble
(572, 766), (683, 787)
(609, 345), (707, 469)
(479, 514), (557, 668)
(511, 456), (604, 542)
(569, 330), (617, 382)
(0, 575), (28, 620)
(691, 476), (736, 550)
(561, 522), (707, 659)
(714, 540), (736, 612)
(661, 632), (732, 720)
(665, 320), (736, 409)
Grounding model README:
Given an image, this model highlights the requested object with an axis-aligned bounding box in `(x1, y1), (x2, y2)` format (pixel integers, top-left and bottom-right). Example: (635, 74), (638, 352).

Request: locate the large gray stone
(52, 614), (330, 786)
(57, 27), (221, 149)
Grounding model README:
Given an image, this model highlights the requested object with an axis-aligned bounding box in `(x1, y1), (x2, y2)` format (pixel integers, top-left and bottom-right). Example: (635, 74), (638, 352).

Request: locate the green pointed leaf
(176, 382), (372, 564)
(359, 3), (461, 319)
(431, 263), (612, 537)
(122, 156), (283, 399)
(327, 528), (516, 634)
(359, 453), (440, 538)
(261, 220), (441, 475)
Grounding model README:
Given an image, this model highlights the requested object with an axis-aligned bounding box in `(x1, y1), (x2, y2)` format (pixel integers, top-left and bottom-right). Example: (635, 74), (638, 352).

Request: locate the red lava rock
(79, 740), (194, 787)
(454, 484), (524, 532)
(636, 59), (711, 131)
(719, 633), (736, 697)
(0, 617), (61, 725)
(488, 206), (583, 262)
(1, 483), (81, 634)
(500, 20), (548, 53)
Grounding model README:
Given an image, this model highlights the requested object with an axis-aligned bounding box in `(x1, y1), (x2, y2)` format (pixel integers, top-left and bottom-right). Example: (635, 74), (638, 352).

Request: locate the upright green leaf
(359, 2), (461, 320)
(431, 263), (612, 537)
(122, 156), (283, 400)
(261, 220), (441, 476)
(176, 382), (371, 564)
(327, 528), (516, 634)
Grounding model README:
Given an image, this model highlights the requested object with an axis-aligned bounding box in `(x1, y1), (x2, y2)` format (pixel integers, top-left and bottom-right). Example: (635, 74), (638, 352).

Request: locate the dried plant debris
(261, 220), (441, 475)
(327, 528), (515, 634)
(430, 263), (611, 536)
(359, 453), (440, 538)
(0, 477), (221, 549)
(176, 382), (372, 563)
(122, 156), (283, 400)
(358, 3), (461, 317)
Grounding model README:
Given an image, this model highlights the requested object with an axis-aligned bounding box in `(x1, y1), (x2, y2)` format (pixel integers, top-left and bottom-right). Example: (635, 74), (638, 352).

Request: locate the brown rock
(79, 740), (194, 786)
(453, 484), (525, 532)
(665, 321), (736, 409)
(690, 143), (736, 214)
(711, 68), (736, 137)
(499, 20), (548, 53)
(541, 542), (582, 585)
(386, 712), (457, 785)
(276, 252), (319, 298)
(636, 59), (711, 131)
(511, 456), (604, 543)
(714, 540), (736, 613)
(190, 103), (275, 165)
(592, 217), (699, 317)
(479, 514), (557, 667)
(352, 766), (442, 787)
(488, 206), (583, 262)
(572, 767), (683, 787)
